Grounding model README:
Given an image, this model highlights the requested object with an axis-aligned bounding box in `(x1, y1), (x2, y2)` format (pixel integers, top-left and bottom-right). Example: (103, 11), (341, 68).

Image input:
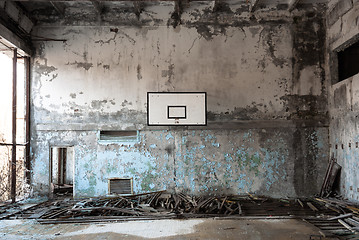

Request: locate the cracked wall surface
(30, 2), (329, 198)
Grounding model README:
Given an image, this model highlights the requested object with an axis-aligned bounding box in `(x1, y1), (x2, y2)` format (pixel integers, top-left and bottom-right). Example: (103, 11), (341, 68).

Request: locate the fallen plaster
(63, 219), (204, 238)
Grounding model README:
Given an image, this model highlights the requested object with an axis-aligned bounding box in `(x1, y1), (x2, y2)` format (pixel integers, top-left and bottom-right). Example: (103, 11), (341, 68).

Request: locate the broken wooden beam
(338, 219), (355, 233)
(344, 218), (359, 228)
(307, 202), (318, 212)
(296, 199), (304, 208)
(70, 207), (143, 216)
(328, 213), (353, 221)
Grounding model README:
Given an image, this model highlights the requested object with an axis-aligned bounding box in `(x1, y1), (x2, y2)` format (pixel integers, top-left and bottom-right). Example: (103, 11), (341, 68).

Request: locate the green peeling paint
(235, 150), (262, 176)
(140, 162), (159, 191)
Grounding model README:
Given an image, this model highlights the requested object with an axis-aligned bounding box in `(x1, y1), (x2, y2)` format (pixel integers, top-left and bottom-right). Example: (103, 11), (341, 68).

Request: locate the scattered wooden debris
(344, 218), (359, 229)
(0, 192), (345, 229)
(311, 196), (359, 238)
(0, 202), (47, 220)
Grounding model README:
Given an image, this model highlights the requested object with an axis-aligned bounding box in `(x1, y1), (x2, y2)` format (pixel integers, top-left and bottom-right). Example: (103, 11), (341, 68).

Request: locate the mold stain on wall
(327, 0), (359, 202)
(29, 2), (329, 198)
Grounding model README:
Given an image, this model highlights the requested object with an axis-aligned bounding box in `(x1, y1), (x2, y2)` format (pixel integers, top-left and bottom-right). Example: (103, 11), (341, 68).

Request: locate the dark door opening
(50, 147), (74, 197)
(338, 41), (359, 82)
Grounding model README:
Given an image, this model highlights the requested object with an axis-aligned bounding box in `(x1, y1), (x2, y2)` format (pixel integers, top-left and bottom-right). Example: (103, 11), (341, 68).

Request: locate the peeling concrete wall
(327, 0), (359, 202)
(30, 2), (328, 198)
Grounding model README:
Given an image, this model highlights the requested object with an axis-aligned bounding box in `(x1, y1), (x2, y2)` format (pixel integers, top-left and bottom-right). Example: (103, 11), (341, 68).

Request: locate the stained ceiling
(0, 0), (329, 54)
(10, 0), (330, 25)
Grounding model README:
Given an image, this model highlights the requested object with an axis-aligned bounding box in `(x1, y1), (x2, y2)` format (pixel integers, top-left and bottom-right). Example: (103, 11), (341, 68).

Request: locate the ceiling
(0, 0), (329, 54)
(11, 0), (329, 26)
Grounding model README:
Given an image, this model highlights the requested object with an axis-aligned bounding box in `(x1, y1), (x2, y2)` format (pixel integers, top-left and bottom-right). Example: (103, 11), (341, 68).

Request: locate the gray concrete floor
(0, 218), (337, 240)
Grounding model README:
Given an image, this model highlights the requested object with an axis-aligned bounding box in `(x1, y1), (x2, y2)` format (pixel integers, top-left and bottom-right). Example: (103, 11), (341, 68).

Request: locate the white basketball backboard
(147, 92), (207, 126)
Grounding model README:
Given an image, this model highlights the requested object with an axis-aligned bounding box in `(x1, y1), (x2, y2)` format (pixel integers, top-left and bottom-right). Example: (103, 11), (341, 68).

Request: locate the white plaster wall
(32, 24), (292, 127)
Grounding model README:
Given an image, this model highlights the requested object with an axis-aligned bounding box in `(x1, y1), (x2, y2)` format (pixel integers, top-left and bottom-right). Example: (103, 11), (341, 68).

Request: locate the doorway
(50, 146), (74, 196)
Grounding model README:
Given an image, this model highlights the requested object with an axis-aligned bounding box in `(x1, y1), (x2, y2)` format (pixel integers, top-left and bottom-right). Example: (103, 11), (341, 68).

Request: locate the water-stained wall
(30, 2), (328, 198)
(327, 0), (359, 202)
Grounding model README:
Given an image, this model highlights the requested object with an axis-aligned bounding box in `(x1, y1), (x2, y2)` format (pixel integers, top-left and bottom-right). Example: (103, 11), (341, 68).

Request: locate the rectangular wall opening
(338, 41), (359, 82)
(50, 147), (74, 196)
(99, 130), (138, 142)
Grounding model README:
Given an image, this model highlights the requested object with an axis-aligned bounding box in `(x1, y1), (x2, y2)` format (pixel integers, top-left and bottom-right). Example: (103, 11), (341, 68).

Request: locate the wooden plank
(296, 199), (304, 208)
(42, 209), (68, 219)
(0, 203), (44, 220)
(327, 213), (353, 221)
(313, 223), (343, 226)
(123, 190), (166, 198)
(338, 219), (355, 232)
(28, 209), (50, 219)
(70, 207), (143, 216)
(320, 160), (334, 197)
(344, 218), (359, 227)
(320, 160), (341, 197)
(307, 202), (318, 212)
(320, 226), (348, 230)
(238, 202), (242, 215)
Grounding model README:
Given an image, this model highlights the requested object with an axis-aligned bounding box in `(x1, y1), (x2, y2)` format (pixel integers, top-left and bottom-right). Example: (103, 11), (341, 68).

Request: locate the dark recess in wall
(99, 130), (137, 141)
(338, 41), (359, 82)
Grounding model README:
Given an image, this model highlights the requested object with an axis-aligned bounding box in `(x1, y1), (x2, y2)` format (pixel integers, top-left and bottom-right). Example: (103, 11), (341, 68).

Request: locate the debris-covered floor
(0, 192), (359, 239)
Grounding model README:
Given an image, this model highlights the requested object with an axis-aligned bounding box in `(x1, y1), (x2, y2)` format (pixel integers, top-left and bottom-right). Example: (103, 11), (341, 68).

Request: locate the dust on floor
(0, 218), (335, 240)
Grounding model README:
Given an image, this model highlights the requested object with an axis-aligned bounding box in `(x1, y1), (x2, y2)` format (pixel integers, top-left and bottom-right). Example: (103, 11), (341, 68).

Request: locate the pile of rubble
(0, 191), (336, 222)
(1, 190), (359, 239)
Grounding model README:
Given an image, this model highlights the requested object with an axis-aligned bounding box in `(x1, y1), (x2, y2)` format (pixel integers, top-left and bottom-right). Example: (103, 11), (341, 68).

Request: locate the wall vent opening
(99, 130), (138, 142)
(338, 41), (359, 82)
(108, 178), (133, 195)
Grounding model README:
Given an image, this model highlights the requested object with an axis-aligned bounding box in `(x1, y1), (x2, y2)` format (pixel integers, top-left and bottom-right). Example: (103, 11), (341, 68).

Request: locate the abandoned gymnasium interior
(1, 0), (359, 239)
